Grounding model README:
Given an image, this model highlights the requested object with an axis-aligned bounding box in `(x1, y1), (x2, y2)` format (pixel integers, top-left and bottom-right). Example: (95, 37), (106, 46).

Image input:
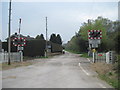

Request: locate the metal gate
(95, 53), (106, 63)
(0, 52), (23, 63)
(93, 51), (115, 64)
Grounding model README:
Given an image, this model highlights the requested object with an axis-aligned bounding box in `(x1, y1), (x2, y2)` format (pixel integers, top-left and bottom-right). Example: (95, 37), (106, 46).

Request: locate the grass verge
(91, 62), (118, 88)
(65, 49), (81, 54)
(80, 53), (92, 58)
(1, 61), (33, 70)
(99, 73), (118, 88)
(23, 56), (48, 61)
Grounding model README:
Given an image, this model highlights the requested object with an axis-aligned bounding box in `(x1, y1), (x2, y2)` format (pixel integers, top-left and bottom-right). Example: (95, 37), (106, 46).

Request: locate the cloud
(2, 0), (120, 2)
(1, 2), (118, 42)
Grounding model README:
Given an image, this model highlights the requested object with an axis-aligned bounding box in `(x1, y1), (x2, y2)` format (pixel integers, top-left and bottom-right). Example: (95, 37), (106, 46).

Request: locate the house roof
(6, 33), (34, 40)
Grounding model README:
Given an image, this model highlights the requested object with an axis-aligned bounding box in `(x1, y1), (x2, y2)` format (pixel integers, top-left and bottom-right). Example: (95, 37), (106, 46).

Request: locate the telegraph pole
(45, 17), (48, 57)
(17, 18), (22, 52)
(8, 0), (12, 65)
(18, 18), (21, 37)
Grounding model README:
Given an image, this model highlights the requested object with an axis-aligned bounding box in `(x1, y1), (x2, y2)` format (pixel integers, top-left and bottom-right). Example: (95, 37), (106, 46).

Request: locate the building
(118, 1), (120, 21)
(6, 32), (34, 41)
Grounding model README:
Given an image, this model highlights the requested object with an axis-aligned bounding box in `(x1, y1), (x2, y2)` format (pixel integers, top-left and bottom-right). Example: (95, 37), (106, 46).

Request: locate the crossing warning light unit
(12, 37), (26, 47)
(88, 30), (102, 39)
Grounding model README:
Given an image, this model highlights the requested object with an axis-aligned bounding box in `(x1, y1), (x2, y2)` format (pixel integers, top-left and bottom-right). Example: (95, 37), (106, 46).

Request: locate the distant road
(2, 52), (113, 88)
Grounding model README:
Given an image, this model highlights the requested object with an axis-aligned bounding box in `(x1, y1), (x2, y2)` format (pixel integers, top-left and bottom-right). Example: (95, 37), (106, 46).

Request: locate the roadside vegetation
(80, 53), (91, 58)
(23, 56), (49, 61)
(91, 62), (118, 88)
(65, 49), (81, 54)
(1, 56), (49, 70)
(65, 16), (120, 88)
(65, 17), (120, 53)
(1, 62), (33, 70)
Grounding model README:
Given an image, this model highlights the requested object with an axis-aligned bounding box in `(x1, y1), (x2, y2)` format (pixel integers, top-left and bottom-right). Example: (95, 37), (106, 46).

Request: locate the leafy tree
(50, 33), (63, 44)
(66, 16), (120, 53)
(114, 31), (120, 54)
(35, 34), (45, 40)
(79, 17), (107, 43)
(65, 33), (88, 53)
(35, 35), (40, 39)
(39, 34), (45, 40)
(50, 33), (57, 43)
(56, 34), (62, 45)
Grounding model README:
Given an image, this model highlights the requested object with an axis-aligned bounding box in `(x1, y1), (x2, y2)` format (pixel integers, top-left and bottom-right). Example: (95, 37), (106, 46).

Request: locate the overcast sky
(1, 0), (119, 43)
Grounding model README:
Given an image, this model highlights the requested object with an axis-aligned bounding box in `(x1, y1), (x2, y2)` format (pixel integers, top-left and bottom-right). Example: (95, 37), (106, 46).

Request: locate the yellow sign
(92, 49), (96, 52)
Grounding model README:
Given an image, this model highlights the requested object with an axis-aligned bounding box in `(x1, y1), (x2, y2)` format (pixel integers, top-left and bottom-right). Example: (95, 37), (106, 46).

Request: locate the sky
(1, 0), (119, 43)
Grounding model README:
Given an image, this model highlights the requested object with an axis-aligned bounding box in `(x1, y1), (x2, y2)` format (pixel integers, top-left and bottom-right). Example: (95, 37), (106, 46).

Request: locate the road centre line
(79, 63), (90, 76)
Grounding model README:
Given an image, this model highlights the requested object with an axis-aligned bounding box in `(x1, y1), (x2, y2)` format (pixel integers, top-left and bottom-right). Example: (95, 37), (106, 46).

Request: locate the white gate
(93, 51), (115, 64)
(95, 53), (106, 63)
(0, 52), (23, 63)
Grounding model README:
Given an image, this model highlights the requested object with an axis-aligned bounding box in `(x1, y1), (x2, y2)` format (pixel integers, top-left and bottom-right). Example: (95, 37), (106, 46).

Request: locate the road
(2, 52), (113, 88)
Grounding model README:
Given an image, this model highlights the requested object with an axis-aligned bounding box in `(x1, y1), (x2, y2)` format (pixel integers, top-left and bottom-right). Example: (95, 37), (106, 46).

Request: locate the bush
(2, 40), (46, 57)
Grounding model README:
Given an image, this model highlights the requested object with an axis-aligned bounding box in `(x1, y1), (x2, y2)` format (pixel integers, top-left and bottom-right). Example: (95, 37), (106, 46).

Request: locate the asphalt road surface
(2, 52), (113, 88)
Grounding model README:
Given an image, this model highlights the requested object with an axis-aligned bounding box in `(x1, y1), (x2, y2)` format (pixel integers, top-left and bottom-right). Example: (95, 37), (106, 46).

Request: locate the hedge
(2, 40), (63, 57)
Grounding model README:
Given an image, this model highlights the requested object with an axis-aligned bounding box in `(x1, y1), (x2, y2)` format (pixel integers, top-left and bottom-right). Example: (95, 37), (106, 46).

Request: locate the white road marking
(98, 83), (106, 88)
(87, 58), (90, 62)
(79, 63), (90, 76)
(87, 58), (92, 63)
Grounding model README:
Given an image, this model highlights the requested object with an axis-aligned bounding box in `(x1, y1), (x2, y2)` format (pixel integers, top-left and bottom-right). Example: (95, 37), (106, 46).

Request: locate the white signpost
(88, 30), (102, 63)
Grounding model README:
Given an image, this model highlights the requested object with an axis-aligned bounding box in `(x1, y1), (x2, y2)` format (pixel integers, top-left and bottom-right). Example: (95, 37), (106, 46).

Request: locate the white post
(93, 52), (95, 63)
(20, 51), (23, 62)
(106, 52), (108, 64)
(5, 51), (7, 63)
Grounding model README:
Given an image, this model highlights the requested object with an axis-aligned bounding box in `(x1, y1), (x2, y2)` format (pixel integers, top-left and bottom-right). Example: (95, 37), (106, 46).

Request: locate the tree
(35, 34), (45, 40)
(114, 31), (120, 54)
(65, 33), (88, 53)
(50, 33), (57, 43)
(39, 34), (45, 40)
(35, 35), (40, 39)
(66, 16), (120, 53)
(56, 34), (62, 45)
(50, 33), (62, 44)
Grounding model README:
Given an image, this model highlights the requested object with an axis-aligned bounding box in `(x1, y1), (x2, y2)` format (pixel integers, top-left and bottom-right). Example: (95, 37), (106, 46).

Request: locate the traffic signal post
(88, 30), (102, 63)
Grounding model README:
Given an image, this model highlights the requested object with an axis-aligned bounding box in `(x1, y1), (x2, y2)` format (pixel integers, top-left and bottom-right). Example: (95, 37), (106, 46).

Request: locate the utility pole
(17, 18), (22, 52)
(45, 17), (48, 57)
(118, 1), (120, 21)
(18, 18), (21, 38)
(8, 0), (12, 65)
